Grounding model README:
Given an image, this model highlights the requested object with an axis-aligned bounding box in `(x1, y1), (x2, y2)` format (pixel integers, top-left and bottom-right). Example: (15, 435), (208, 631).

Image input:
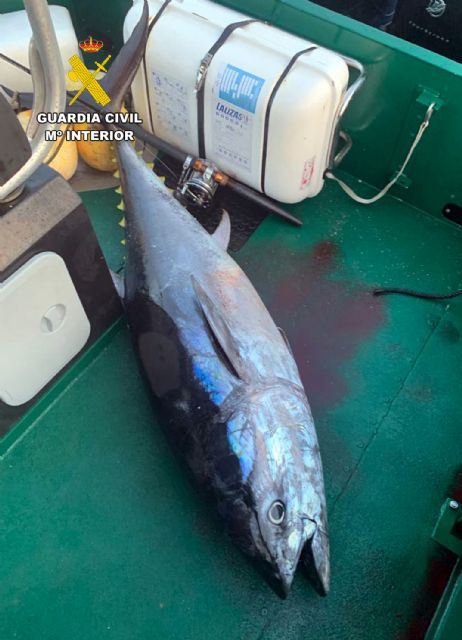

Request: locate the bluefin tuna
(95, 1), (330, 596)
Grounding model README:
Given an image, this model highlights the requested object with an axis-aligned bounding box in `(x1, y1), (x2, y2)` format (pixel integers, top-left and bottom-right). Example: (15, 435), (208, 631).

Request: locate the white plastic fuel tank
(124, 0), (350, 203)
(0, 6), (80, 93)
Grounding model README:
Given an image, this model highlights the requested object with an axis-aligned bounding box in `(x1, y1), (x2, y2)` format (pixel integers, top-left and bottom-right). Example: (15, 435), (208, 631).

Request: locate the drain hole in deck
(443, 203), (462, 226)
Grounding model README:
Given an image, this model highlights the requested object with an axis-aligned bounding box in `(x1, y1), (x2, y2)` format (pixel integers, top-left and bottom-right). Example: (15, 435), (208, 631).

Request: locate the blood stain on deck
(243, 240), (385, 415)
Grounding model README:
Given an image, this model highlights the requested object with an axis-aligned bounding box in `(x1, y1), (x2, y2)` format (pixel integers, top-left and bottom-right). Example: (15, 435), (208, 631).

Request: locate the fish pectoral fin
(110, 269), (125, 300)
(211, 209), (231, 251)
(278, 327), (295, 358)
(301, 525), (330, 597)
(191, 275), (248, 382)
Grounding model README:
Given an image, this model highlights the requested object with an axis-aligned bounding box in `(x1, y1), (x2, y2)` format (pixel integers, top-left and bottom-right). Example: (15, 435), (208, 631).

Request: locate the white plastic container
(0, 6), (80, 94)
(0, 252), (90, 407)
(124, 0), (350, 203)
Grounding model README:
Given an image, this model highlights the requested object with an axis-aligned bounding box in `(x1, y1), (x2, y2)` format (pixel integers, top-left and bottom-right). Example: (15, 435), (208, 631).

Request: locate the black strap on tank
(142, 0), (174, 135)
(196, 19), (258, 158)
(260, 46), (317, 194)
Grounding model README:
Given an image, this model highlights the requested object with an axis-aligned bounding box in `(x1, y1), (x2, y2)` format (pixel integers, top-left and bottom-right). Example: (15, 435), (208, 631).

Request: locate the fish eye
(268, 500), (285, 525)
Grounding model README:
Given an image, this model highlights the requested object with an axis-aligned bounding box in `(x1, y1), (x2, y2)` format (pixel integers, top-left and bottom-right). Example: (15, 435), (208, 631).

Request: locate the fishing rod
(0, 52), (302, 227)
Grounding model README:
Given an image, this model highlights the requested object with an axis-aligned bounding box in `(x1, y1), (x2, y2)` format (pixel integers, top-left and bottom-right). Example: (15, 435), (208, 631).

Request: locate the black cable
(373, 287), (462, 300)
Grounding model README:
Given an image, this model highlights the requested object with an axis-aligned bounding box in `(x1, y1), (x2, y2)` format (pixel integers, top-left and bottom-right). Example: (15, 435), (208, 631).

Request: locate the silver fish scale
(118, 126), (329, 596)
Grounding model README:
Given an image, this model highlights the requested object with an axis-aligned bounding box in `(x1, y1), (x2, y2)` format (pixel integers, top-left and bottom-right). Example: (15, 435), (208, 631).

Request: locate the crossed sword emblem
(68, 54), (112, 107)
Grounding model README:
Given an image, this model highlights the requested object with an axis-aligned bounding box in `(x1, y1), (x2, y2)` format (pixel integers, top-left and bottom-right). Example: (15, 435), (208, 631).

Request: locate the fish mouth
(301, 526), (330, 597)
(271, 522), (330, 598)
(272, 537), (304, 598)
(275, 563), (297, 598)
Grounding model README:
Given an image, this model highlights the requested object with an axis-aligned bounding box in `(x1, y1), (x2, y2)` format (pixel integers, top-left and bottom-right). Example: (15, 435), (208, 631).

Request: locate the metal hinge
(432, 499), (462, 557)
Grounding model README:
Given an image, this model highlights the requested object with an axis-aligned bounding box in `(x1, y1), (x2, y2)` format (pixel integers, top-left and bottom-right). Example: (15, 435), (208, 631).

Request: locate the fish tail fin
(93, 0), (149, 114)
(302, 525), (330, 596)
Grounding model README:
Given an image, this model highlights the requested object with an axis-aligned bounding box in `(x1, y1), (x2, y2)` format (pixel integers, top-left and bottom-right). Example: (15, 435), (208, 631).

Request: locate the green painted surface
(80, 188), (126, 272)
(432, 500), (462, 559)
(426, 562), (462, 640)
(427, 502), (462, 640)
(1, 0), (462, 636)
(1, 183), (462, 639)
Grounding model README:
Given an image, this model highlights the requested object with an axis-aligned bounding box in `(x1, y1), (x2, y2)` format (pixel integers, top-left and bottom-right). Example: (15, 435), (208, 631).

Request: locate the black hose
(373, 288), (462, 300)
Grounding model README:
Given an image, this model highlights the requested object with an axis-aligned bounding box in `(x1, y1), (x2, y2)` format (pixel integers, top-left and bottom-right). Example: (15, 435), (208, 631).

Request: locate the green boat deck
(1, 178), (462, 639)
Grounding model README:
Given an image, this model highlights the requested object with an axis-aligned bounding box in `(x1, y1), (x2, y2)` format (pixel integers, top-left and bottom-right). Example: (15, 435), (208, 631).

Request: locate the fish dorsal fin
(191, 275), (248, 382)
(86, 1), (149, 113)
(211, 210), (231, 251)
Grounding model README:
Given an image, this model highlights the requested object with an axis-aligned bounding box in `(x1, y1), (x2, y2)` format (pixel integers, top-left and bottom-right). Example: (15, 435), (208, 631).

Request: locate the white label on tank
(151, 71), (192, 139)
(211, 65), (265, 173)
(213, 101), (253, 172)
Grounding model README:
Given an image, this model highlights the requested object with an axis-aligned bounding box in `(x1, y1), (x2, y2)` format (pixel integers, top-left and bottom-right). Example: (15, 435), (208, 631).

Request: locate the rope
(326, 103), (435, 204)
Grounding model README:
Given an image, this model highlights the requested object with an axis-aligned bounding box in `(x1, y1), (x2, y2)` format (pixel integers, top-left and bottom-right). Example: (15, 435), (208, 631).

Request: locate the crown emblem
(79, 36), (104, 53)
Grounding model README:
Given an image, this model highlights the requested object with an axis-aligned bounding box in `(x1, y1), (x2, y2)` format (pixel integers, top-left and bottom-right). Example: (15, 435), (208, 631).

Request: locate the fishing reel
(176, 155), (228, 209)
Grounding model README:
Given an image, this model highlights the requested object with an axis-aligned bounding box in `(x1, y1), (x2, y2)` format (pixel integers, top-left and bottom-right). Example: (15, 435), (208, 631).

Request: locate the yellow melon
(74, 122), (117, 172)
(74, 105), (130, 173)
